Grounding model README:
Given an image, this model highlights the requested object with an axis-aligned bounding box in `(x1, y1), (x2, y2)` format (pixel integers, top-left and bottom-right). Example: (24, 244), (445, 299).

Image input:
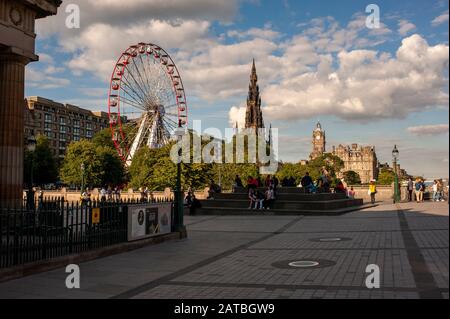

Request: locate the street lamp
(26, 135), (37, 210)
(173, 124), (186, 234)
(80, 163), (85, 194)
(392, 145), (400, 203)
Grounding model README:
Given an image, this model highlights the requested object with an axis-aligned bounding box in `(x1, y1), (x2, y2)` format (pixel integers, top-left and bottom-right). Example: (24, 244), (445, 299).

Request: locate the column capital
(0, 50), (33, 65)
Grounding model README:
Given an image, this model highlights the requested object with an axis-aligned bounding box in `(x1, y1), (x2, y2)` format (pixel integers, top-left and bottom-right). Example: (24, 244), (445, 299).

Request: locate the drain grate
(309, 237), (352, 243)
(272, 259), (336, 269)
(288, 261), (320, 268)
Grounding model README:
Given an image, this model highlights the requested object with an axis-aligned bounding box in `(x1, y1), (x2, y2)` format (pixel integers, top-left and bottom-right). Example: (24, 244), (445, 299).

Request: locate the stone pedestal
(0, 54), (29, 207)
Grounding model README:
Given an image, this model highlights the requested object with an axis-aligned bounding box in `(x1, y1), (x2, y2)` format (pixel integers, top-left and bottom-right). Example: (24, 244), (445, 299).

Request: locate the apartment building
(24, 96), (109, 158)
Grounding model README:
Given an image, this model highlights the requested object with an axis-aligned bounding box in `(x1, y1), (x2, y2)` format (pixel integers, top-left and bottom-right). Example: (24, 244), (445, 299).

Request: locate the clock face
(316, 135), (321, 140)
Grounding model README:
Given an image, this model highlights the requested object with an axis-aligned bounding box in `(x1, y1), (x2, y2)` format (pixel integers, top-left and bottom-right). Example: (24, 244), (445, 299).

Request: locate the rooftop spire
(245, 59), (264, 130)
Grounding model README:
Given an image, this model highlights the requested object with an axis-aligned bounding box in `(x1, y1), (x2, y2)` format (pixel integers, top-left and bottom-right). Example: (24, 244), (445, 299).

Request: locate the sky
(27, 0), (449, 178)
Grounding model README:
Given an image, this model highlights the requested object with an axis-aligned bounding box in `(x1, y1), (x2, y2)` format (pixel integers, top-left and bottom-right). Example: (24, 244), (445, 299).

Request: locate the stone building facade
(25, 96), (109, 158)
(332, 144), (379, 184)
(310, 121), (325, 160)
(0, 0), (62, 206)
(308, 122), (379, 184)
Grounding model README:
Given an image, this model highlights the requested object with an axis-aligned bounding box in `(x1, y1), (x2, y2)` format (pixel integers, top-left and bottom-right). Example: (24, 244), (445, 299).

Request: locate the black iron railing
(1, 197), (172, 269)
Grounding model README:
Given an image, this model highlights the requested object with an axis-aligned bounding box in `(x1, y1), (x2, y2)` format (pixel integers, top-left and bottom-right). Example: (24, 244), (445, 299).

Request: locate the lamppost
(173, 124), (186, 234)
(392, 145), (400, 203)
(80, 163), (85, 194)
(26, 135), (37, 210)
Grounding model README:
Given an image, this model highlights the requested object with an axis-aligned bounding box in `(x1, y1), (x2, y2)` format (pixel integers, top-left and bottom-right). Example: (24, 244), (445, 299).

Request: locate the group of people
(406, 178), (446, 203)
(431, 179), (446, 202)
(244, 175), (278, 210)
(298, 168), (333, 194)
(83, 186), (122, 203)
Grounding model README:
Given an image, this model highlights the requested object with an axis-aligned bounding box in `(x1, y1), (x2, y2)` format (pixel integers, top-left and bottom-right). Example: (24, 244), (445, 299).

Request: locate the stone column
(0, 53), (29, 207)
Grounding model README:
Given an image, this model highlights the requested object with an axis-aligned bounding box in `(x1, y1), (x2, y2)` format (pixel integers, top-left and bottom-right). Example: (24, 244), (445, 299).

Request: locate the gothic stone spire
(245, 59), (264, 129)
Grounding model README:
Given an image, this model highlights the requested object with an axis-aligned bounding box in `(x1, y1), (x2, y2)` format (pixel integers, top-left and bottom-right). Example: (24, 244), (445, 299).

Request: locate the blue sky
(27, 0), (449, 178)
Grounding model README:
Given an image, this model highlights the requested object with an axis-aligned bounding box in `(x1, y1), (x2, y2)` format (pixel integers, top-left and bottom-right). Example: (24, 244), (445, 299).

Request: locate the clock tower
(310, 121), (326, 160)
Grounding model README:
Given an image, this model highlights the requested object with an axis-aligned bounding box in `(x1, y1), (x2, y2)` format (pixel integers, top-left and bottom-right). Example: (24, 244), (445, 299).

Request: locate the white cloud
(36, 0), (239, 37)
(431, 10), (449, 26)
(227, 27), (281, 40)
(407, 124), (449, 136)
(398, 20), (416, 36)
(34, 5), (448, 126)
(228, 104), (247, 128)
(26, 68), (70, 89)
(60, 19), (212, 82)
(262, 34), (449, 122)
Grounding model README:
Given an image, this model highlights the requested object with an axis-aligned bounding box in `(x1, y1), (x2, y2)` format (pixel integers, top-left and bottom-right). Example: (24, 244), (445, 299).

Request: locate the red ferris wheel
(107, 43), (188, 166)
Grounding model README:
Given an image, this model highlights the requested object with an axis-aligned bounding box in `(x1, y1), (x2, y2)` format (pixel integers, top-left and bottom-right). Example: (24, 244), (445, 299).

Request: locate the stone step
(192, 203), (375, 216)
(199, 198), (363, 210)
(234, 187), (315, 194)
(213, 192), (347, 201)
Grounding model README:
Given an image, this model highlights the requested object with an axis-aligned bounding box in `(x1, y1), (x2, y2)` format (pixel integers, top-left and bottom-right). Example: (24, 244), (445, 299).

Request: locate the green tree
(128, 140), (214, 191)
(343, 170), (361, 185)
(378, 169), (395, 185)
(275, 162), (307, 185)
(24, 135), (58, 186)
(60, 140), (125, 188)
(307, 153), (344, 182)
(97, 145), (125, 186)
(92, 128), (115, 149)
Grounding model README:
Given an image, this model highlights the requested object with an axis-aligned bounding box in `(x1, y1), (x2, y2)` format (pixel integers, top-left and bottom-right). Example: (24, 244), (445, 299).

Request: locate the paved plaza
(0, 202), (448, 299)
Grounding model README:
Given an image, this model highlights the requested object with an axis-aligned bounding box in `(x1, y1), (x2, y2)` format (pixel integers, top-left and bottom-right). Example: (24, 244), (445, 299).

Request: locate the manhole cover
(309, 237), (352, 243)
(288, 261), (319, 268)
(272, 259), (336, 269)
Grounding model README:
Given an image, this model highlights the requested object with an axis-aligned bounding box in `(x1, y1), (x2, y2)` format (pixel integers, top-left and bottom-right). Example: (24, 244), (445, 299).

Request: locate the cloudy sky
(27, 0), (449, 178)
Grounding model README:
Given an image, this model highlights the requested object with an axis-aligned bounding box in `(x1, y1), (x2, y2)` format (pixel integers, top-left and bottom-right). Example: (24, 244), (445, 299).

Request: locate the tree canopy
(24, 135), (58, 186)
(60, 139), (125, 188)
(343, 170), (361, 185)
(377, 168), (396, 185)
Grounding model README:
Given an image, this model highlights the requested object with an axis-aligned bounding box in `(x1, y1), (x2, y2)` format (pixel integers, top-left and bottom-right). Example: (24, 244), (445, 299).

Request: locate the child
(348, 187), (356, 199)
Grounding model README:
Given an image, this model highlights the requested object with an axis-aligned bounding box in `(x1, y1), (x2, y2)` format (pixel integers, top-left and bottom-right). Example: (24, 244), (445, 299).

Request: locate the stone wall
(349, 185), (413, 202)
(26, 187), (209, 202)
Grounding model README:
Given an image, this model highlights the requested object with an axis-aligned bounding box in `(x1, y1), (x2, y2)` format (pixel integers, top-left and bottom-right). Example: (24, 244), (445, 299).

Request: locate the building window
(60, 126), (66, 133)
(86, 123), (92, 130)
(73, 135), (80, 141)
(86, 130), (93, 138)
(44, 114), (52, 122)
(60, 117), (66, 124)
(73, 127), (80, 135)
(60, 133), (66, 141)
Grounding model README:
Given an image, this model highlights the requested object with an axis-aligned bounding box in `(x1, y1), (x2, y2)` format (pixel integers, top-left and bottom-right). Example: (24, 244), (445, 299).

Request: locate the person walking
(432, 180), (439, 202)
(415, 178), (424, 203)
(369, 180), (377, 204)
(407, 178), (414, 202)
(437, 180), (445, 202)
